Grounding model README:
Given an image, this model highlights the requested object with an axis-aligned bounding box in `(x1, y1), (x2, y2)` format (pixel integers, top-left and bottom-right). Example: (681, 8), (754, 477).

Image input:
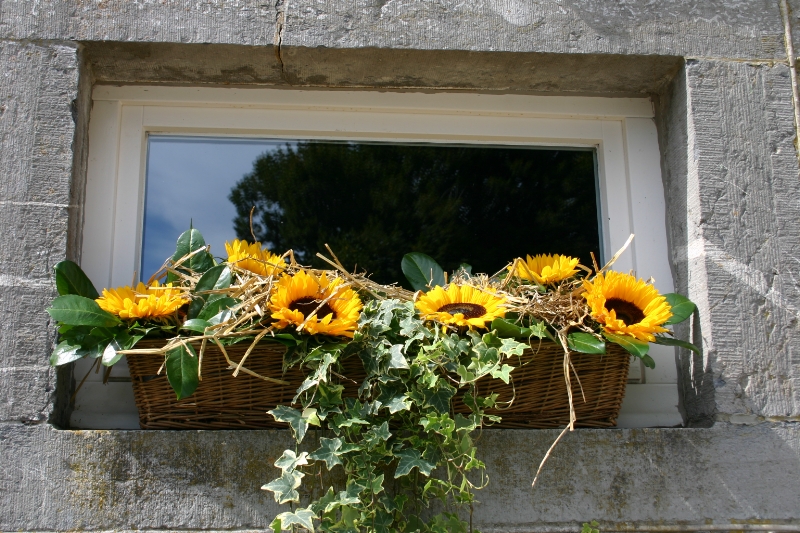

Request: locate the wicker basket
(127, 339), (630, 430)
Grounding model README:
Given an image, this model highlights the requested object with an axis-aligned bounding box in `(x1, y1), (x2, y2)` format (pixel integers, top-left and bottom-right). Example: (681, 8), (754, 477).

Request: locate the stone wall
(0, 1), (799, 531)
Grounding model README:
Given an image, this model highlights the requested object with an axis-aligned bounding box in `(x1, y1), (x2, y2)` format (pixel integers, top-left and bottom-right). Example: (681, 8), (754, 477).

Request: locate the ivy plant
(263, 299), (527, 533)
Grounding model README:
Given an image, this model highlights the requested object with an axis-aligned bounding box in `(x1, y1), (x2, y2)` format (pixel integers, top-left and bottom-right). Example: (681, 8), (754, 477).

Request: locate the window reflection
(143, 137), (600, 286)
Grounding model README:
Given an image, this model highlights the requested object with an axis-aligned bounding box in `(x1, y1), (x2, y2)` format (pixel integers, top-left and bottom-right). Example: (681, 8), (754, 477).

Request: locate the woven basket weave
(127, 339), (629, 430)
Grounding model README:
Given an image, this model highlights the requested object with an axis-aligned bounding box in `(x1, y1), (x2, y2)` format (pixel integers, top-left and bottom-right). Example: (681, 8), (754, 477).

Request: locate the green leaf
(197, 297), (238, 321)
(401, 252), (445, 292)
(194, 264), (231, 293)
(489, 363), (514, 384)
(500, 337), (527, 356)
(180, 318), (212, 333)
(54, 260), (99, 298)
(654, 335), (701, 353)
(423, 384), (456, 414)
(567, 332), (606, 354)
(491, 318), (531, 339)
(312, 487), (340, 514)
(165, 343), (199, 400)
(262, 470), (304, 504)
(269, 405), (319, 443)
(274, 450), (309, 475)
(383, 393), (412, 414)
(47, 295), (121, 327)
(394, 449), (435, 478)
(50, 341), (84, 366)
(387, 344), (409, 370)
(603, 331), (650, 359)
(309, 437), (344, 470)
(273, 508), (316, 532)
(641, 354), (656, 369)
(663, 293), (697, 325)
(101, 331), (143, 366)
(172, 228), (214, 273)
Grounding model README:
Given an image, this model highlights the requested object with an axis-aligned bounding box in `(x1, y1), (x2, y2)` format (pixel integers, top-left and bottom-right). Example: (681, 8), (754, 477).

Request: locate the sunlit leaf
(262, 470), (305, 504)
(567, 332), (606, 354)
(274, 450), (309, 473)
(603, 331), (650, 359)
(47, 295), (121, 327)
(50, 341), (84, 366)
(387, 344), (409, 369)
(269, 405), (319, 443)
(423, 384), (456, 414)
(489, 363), (514, 384)
(101, 330), (143, 366)
(663, 293), (696, 325)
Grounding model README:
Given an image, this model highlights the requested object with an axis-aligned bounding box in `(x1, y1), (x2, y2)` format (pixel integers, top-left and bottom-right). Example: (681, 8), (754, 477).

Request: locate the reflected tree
(229, 142), (599, 285)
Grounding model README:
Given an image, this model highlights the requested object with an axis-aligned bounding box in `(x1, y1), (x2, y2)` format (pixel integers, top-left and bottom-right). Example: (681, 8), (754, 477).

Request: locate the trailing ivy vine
(263, 299), (527, 532)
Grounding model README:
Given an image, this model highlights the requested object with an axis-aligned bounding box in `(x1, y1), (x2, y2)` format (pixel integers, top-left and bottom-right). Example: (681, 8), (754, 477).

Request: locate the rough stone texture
(281, 0), (785, 60)
(1, 1), (800, 531)
(0, 1), (277, 46)
(0, 41), (81, 424)
(1, 424), (798, 531)
(279, 48), (683, 93)
(666, 59), (800, 421)
(84, 42), (286, 87)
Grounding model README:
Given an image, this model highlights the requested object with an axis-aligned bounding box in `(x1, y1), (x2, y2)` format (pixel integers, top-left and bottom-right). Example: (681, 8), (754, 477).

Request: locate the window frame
(77, 86), (681, 428)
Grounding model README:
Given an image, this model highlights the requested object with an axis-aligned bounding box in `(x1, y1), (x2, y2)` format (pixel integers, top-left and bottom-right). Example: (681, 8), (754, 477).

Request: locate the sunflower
(415, 284), (507, 330)
(269, 270), (362, 338)
(96, 281), (188, 321)
(582, 271), (672, 342)
(225, 239), (286, 277)
(511, 254), (580, 285)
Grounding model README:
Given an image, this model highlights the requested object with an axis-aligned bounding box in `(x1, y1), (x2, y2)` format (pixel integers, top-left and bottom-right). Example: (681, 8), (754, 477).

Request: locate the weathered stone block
(0, 41), (79, 204)
(0, 285), (57, 365)
(0, 424), (798, 531)
(280, 47), (682, 94)
(0, 203), (70, 282)
(660, 59), (800, 421)
(84, 42), (286, 86)
(0, 368), (56, 424)
(0, 1), (276, 45)
(281, 0), (784, 60)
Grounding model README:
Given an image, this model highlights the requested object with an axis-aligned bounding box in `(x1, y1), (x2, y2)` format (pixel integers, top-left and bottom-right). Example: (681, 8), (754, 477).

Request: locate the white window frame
(74, 86), (681, 429)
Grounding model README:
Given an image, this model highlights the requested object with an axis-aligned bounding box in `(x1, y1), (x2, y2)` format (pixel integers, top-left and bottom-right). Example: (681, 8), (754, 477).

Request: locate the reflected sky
(141, 136), (295, 279)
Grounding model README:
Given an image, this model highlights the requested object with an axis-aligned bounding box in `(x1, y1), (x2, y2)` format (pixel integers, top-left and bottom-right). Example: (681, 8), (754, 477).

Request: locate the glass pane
(142, 136), (600, 286)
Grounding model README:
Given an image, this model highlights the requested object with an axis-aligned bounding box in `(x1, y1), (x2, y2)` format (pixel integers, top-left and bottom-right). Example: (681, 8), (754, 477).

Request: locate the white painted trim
(79, 86), (680, 429)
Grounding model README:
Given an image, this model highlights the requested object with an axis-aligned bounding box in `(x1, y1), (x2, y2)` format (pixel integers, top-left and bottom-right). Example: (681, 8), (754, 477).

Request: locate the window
(71, 86), (681, 429)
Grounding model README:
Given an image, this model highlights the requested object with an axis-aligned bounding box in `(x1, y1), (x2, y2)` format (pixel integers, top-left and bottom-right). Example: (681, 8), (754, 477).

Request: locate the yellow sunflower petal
(511, 254), (580, 285)
(268, 270), (362, 338)
(415, 283), (506, 330)
(96, 280), (188, 320)
(582, 271), (673, 342)
(225, 239), (287, 277)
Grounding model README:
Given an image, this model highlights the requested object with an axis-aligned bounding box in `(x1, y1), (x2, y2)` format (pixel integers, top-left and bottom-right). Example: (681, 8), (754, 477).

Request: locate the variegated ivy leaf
(274, 450), (309, 473)
(262, 470), (304, 504)
(271, 507), (316, 533)
(387, 344), (409, 369)
(394, 449), (435, 478)
(268, 405), (320, 443)
(499, 337), (527, 356)
(309, 437), (344, 470)
(490, 363), (514, 384)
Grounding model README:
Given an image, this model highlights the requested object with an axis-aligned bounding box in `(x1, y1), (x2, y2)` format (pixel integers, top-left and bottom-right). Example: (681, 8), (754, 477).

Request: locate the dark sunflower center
(438, 303), (487, 319)
(289, 297), (336, 319)
(605, 298), (645, 325)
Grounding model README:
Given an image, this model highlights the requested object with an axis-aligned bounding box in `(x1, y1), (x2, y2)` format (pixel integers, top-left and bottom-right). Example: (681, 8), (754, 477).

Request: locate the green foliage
(567, 332), (606, 354)
(662, 293), (696, 325)
(653, 335), (701, 354)
(165, 343), (199, 400)
(401, 252), (445, 292)
(582, 520), (600, 533)
(54, 260), (99, 299)
(171, 227), (215, 277)
(47, 295), (120, 327)
(263, 299), (528, 532)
